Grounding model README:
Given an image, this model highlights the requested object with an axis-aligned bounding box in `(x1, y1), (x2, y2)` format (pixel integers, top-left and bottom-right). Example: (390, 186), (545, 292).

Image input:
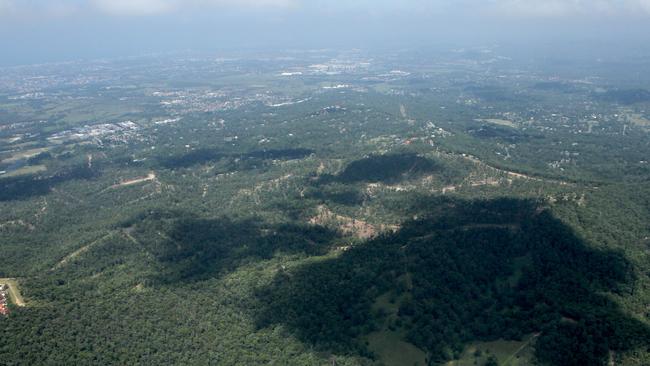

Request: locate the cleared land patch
(1, 147), (51, 163)
(363, 292), (427, 366)
(309, 205), (399, 239)
(109, 172), (157, 189)
(366, 330), (427, 366)
(0, 219), (35, 231)
(1, 164), (47, 178)
(444, 334), (538, 366)
(0, 278), (26, 307)
(627, 113), (650, 128)
(475, 118), (518, 128)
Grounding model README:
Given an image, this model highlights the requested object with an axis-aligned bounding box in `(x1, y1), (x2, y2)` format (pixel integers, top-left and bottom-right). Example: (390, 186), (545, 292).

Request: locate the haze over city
(2, 0), (650, 65)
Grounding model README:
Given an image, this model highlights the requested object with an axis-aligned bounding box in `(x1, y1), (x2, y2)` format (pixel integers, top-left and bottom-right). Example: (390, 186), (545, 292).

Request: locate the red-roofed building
(0, 284), (9, 315)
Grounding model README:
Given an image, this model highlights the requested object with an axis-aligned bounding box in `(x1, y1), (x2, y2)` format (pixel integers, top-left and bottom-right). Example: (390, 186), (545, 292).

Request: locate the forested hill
(258, 197), (649, 366)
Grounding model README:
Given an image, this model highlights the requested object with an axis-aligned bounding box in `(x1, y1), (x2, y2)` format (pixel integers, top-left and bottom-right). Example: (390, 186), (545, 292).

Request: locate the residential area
(0, 283), (9, 315)
(0, 279), (25, 316)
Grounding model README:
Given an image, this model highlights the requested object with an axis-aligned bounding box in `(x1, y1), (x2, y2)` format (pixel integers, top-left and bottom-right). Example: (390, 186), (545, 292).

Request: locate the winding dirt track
(52, 232), (116, 270)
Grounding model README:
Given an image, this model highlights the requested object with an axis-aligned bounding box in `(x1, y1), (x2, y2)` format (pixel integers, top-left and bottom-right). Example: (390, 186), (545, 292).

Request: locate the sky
(1, 0), (650, 66)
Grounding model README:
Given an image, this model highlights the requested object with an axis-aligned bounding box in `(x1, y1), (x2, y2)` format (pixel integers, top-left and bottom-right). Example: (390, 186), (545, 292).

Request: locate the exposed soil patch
(109, 172), (157, 189)
(308, 205), (399, 240)
(0, 219), (35, 231)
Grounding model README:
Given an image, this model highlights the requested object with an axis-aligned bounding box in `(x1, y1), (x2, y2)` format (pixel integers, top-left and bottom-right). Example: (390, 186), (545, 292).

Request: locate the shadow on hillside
(596, 88), (650, 105)
(125, 210), (338, 284)
(0, 165), (99, 202)
(157, 148), (314, 170)
(319, 153), (440, 185)
(157, 148), (224, 169)
(254, 197), (650, 365)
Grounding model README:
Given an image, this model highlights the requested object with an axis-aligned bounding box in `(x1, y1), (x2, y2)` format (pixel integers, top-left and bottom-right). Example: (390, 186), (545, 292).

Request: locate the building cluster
(48, 121), (140, 145)
(155, 88), (272, 114)
(307, 59), (371, 75)
(0, 284), (9, 316)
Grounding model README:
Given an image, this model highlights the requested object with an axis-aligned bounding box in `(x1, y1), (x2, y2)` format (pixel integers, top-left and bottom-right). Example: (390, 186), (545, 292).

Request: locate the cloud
(92, 0), (295, 16)
(639, 0), (650, 12)
(0, 0), (80, 20)
(93, 0), (177, 16)
(482, 0), (650, 17)
(490, 0), (581, 17)
(0, 0), (16, 16)
(0, 0), (296, 19)
(2, 0), (650, 19)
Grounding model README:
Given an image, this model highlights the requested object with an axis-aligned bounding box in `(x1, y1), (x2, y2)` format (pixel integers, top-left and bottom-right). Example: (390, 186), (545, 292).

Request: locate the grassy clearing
(627, 113), (650, 127)
(364, 292), (428, 365)
(367, 272), (537, 366)
(1, 164), (47, 178)
(0, 278), (26, 307)
(1, 147), (50, 163)
(371, 83), (394, 94)
(444, 334), (538, 366)
(505, 254), (532, 287)
(0, 136), (23, 144)
(365, 331), (428, 366)
(372, 292), (401, 315)
(475, 118), (518, 128)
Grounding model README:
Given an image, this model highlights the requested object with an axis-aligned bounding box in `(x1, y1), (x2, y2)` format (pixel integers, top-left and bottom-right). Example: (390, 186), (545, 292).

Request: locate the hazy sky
(2, 0), (650, 66)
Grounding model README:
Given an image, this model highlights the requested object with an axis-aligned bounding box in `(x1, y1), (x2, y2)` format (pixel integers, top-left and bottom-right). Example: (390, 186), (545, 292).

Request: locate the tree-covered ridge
(323, 153), (440, 184)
